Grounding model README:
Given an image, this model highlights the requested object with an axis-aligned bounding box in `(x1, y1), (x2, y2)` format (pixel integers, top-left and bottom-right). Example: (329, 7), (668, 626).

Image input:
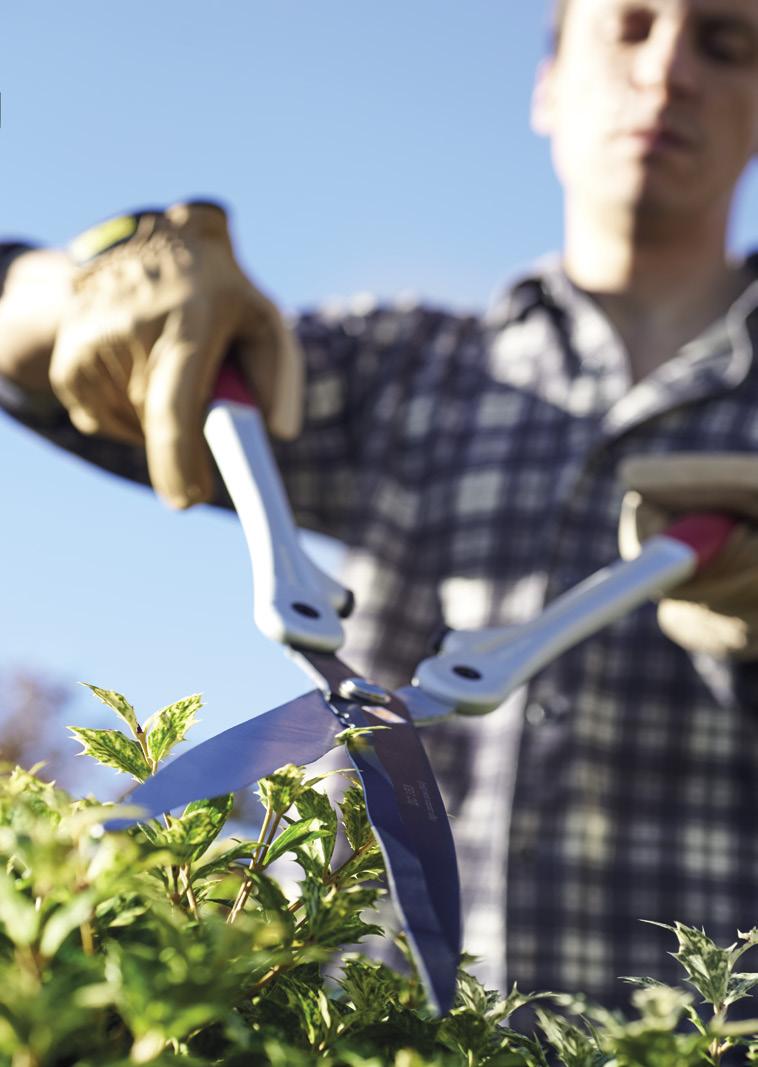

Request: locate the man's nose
(631, 23), (699, 97)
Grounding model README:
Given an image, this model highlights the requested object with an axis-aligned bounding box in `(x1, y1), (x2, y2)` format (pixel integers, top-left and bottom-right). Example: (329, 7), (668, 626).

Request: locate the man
(2, 0), (758, 1012)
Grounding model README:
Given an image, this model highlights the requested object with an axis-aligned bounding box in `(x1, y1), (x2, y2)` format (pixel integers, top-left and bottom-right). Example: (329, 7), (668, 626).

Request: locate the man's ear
(531, 57), (557, 137)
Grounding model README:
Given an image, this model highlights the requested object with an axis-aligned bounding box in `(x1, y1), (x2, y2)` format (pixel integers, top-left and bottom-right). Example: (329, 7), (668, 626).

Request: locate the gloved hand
(50, 200), (303, 508)
(0, 248), (73, 392)
(618, 454), (758, 659)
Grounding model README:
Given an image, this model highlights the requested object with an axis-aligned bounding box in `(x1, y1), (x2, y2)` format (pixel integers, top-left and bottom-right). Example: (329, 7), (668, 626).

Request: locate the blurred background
(1, 2), (756, 795)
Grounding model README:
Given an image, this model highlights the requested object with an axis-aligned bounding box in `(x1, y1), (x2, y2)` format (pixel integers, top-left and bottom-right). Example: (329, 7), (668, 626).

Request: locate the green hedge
(0, 685), (757, 1066)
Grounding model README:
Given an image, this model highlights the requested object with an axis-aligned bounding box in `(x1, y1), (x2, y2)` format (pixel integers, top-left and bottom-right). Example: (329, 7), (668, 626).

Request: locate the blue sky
(2, 3), (757, 792)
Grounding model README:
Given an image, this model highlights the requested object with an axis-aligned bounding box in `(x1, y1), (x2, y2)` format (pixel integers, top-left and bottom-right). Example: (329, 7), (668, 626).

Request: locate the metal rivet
(338, 678), (392, 705)
(525, 702), (546, 726)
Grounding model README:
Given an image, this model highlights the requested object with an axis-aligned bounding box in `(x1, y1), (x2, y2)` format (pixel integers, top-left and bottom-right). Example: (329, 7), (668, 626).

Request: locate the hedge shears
(106, 366), (462, 1015)
(107, 364), (736, 1015)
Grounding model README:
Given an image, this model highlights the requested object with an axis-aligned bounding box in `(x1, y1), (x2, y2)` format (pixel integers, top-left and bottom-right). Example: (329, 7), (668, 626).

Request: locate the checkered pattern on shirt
(270, 265), (758, 1011)
(5, 253), (758, 1012)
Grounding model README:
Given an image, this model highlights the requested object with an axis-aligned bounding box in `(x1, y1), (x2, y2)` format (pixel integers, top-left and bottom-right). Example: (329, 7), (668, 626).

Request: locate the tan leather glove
(50, 201), (303, 508)
(618, 454), (758, 659)
(0, 248), (73, 392)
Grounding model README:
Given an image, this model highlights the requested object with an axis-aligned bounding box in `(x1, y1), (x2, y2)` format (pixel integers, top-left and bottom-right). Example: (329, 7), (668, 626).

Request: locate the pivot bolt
(338, 678), (392, 705)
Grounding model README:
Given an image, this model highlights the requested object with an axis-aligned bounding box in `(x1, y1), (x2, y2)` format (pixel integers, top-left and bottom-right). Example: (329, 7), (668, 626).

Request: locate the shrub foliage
(0, 686), (756, 1065)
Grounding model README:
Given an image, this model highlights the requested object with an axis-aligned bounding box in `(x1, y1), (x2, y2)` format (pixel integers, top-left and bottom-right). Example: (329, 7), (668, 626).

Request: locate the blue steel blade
(347, 702), (461, 1016)
(104, 689), (340, 831)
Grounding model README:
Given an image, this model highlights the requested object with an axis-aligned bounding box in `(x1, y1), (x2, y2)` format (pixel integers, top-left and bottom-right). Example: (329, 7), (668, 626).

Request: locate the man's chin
(581, 175), (708, 235)
(631, 177), (712, 227)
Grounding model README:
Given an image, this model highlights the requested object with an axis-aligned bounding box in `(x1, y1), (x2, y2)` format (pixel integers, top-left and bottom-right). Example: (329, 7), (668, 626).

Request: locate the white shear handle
(204, 365), (351, 652)
(414, 513), (736, 716)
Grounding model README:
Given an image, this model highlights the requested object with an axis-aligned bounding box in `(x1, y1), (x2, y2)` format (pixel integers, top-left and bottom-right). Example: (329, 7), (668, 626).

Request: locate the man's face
(534, 0), (758, 226)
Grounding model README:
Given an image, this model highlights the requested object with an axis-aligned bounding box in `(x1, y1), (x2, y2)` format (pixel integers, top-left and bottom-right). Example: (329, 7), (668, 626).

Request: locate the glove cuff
(68, 199), (228, 265)
(0, 241), (39, 276)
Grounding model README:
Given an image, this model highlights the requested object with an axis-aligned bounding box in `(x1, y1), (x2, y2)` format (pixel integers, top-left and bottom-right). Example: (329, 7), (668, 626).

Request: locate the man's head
(536, 0), (758, 236)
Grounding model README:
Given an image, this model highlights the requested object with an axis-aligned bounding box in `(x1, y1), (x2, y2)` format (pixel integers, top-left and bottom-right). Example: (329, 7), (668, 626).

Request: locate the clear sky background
(1, 2), (757, 794)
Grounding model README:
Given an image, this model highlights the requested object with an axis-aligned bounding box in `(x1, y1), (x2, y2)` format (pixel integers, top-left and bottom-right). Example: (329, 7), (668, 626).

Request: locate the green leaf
(192, 841), (261, 881)
(645, 921), (735, 1009)
(262, 818), (332, 868)
(40, 890), (97, 957)
(534, 1008), (600, 1067)
(454, 968), (502, 1016)
(738, 929), (758, 953)
(245, 869), (292, 915)
(337, 955), (409, 1025)
(725, 972), (758, 1009)
(69, 727), (150, 781)
(278, 972), (334, 1048)
(337, 847), (385, 884)
(82, 683), (139, 734)
(153, 795), (234, 863)
(241, 870), (296, 942)
(144, 694), (202, 765)
(298, 879), (383, 948)
(340, 782), (376, 852)
(489, 982), (556, 1025)
(103, 903), (150, 929)
(180, 794), (234, 860)
(262, 1040), (329, 1067)
(620, 975), (669, 990)
(604, 1025), (712, 1066)
(293, 786), (338, 872)
(0, 869), (39, 946)
(335, 724), (390, 747)
(257, 764), (308, 816)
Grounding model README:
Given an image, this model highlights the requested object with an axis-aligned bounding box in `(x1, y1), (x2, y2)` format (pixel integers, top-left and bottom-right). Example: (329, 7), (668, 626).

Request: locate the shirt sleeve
(0, 293), (473, 540)
(275, 297), (482, 544)
(0, 291), (360, 511)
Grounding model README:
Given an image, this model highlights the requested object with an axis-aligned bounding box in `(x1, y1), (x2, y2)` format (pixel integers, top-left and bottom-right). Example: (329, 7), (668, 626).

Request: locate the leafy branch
(0, 684), (756, 1066)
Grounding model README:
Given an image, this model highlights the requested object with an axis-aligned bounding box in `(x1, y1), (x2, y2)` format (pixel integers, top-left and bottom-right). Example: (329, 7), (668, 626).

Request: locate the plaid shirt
(4, 250), (758, 1011)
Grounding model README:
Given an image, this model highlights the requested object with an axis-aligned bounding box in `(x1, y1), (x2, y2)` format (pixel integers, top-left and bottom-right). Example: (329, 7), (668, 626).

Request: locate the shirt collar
(488, 251), (758, 378)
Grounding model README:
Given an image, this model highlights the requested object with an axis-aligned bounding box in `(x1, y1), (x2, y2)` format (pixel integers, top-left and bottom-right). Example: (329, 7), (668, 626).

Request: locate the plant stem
(228, 878), (252, 925)
(250, 963), (284, 992)
(324, 841), (373, 887)
(708, 1036), (731, 1064)
(709, 1006), (727, 1064)
(134, 723), (154, 773)
(171, 865), (181, 905)
(80, 919), (94, 955)
(12, 1049), (39, 1067)
(17, 946), (43, 983)
(179, 867), (200, 920)
(228, 806), (283, 924)
(283, 842), (371, 921)
(251, 806), (275, 866)
(248, 933), (318, 994)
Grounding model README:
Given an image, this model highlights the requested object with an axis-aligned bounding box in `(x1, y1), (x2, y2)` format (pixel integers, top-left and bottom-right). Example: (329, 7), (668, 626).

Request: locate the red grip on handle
(213, 364), (257, 406)
(663, 513), (737, 570)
